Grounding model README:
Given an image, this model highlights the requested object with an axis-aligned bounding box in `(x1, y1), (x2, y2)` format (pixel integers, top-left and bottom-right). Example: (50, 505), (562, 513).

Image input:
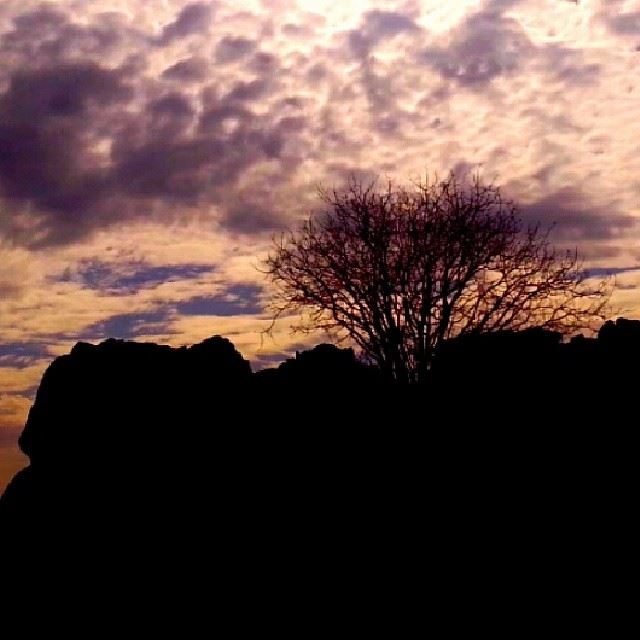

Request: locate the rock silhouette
(254, 343), (381, 385)
(1, 321), (638, 550)
(0, 335), (385, 539)
(430, 318), (640, 401)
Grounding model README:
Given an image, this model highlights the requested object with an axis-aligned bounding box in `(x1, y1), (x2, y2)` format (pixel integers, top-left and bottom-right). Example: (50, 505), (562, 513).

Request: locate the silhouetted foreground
(0, 337), (390, 540)
(1, 321), (637, 554)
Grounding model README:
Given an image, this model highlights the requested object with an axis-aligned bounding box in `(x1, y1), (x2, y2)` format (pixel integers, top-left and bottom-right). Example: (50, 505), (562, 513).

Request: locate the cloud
(584, 266), (640, 278)
(177, 284), (263, 316)
(74, 282), (264, 340)
(0, 342), (51, 368)
(162, 57), (209, 82)
(518, 187), (636, 242)
(55, 260), (215, 295)
(0, 1), (632, 251)
(421, 10), (532, 86)
(597, 0), (640, 37)
(348, 9), (419, 56)
(0, 6), (300, 246)
(609, 13), (640, 36)
(0, 4), (131, 64)
(83, 309), (175, 341)
(0, 61), (134, 245)
(157, 2), (214, 46)
(420, 4), (599, 89)
(110, 116), (284, 215)
(214, 36), (256, 63)
(343, 9), (421, 124)
(361, 9), (419, 40)
(1, 63), (130, 120)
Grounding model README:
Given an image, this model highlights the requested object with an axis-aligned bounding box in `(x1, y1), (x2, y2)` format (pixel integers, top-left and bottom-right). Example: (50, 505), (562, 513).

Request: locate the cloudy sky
(1, 0), (640, 485)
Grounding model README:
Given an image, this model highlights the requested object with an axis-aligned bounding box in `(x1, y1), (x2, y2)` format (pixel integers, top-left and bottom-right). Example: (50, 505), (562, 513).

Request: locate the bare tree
(265, 174), (609, 383)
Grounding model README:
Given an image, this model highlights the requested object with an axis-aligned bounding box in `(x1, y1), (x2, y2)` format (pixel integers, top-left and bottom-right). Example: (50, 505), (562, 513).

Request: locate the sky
(1, 0), (640, 487)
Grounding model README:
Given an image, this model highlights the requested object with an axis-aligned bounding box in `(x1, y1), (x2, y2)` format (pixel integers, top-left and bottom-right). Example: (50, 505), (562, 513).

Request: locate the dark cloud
(214, 36), (256, 63)
(79, 285), (263, 340)
(157, 2), (214, 46)
(421, 5), (599, 88)
(83, 309), (174, 341)
(611, 14), (640, 34)
(222, 199), (285, 233)
(601, 3), (640, 36)
(176, 284), (263, 316)
(583, 267), (639, 278)
(110, 126), (284, 209)
(56, 261), (215, 295)
(105, 70), (291, 223)
(0, 62), (133, 246)
(517, 187), (636, 242)
(362, 9), (418, 39)
(0, 3), (312, 246)
(0, 40), (297, 245)
(111, 81), (294, 231)
(225, 78), (271, 102)
(349, 9), (419, 57)
(162, 57), (209, 82)
(111, 139), (216, 200)
(148, 92), (195, 137)
(150, 93), (194, 118)
(345, 9), (419, 124)
(421, 10), (532, 86)
(306, 62), (327, 83)
(0, 0), (607, 252)
(0, 5), (128, 64)
(0, 63), (131, 121)
(248, 51), (279, 74)
(0, 342), (51, 368)
(552, 60), (601, 86)
(9, 5), (66, 30)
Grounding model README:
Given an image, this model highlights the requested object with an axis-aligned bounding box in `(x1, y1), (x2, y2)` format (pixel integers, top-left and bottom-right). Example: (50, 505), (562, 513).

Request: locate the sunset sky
(1, 0), (640, 487)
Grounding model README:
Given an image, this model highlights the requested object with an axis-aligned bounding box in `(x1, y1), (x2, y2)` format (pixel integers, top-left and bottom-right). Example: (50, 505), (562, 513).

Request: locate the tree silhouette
(265, 173), (609, 383)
